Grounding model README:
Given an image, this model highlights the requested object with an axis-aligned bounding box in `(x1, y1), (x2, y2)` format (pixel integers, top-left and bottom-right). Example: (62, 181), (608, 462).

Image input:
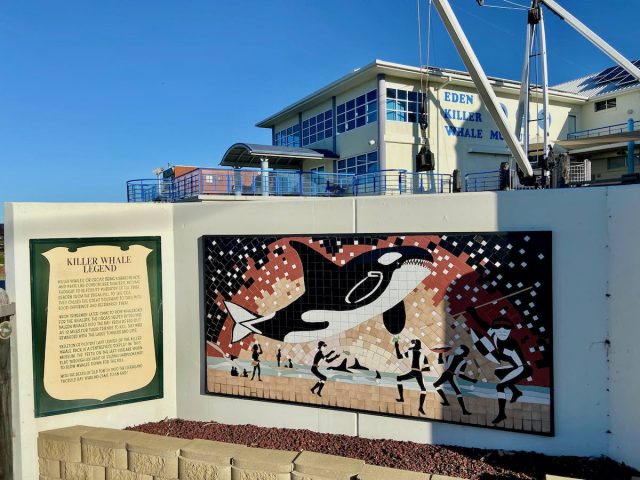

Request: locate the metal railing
(567, 120), (639, 140)
(127, 168), (453, 202)
(405, 172), (453, 194)
(568, 160), (591, 184)
(465, 160), (593, 192)
(464, 170), (503, 192)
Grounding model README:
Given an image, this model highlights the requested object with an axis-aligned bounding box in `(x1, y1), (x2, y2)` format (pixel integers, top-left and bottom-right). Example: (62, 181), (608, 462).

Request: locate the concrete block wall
(37, 426), (464, 480)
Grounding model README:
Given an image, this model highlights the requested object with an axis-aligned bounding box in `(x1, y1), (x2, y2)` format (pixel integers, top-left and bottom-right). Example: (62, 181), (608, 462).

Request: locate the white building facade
(231, 59), (639, 184)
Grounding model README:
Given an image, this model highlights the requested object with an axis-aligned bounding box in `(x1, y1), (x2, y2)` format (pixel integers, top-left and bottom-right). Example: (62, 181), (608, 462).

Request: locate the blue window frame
(386, 88), (426, 123)
(302, 110), (333, 146)
(336, 90), (377, 134)
(333, 151), (379, 175)
(275, 124), (301, 147)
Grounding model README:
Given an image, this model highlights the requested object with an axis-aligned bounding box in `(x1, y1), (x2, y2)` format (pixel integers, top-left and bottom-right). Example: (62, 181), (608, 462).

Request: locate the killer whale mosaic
(203, 233), (553, 435)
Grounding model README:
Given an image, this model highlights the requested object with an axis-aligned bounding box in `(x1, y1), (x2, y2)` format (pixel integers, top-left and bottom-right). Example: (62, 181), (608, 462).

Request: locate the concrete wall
(171, 186), (640, 469)
(4, 202), (178, 480)
(37, 426), (445, 480)
(6, 184), (640, 473)
(607, 186), (640, 465)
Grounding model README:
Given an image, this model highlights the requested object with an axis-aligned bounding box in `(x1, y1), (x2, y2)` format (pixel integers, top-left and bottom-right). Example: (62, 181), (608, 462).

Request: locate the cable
(482, 4), (528, 11)
(425, 0), (433, 122)
(502, 0), (530, 8)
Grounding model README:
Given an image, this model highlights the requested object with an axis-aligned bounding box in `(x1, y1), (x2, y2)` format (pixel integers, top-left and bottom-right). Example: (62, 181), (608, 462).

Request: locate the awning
(220, 143), (338, 169)
(555, 131), (640, 151)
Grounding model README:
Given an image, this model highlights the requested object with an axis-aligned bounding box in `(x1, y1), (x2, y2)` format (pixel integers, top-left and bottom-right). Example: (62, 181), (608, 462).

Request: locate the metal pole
(539, 10), (549, 158)
(515, 23), (534, 147)
(629, 118), (636, 175)
(260, 158), (269, 196)
(377, 74), (387, 170)
(432, 0), (533, 176)
(234, 168), (242, 196)
(542, 0), (640, 82)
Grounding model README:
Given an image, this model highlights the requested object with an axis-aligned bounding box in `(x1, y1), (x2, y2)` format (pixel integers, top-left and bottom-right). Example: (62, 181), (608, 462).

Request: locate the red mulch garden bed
(127, 419), (638, 480)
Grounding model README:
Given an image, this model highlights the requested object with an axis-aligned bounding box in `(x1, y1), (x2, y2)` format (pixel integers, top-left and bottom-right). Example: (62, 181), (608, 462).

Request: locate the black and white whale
(225, 241), (433, 343)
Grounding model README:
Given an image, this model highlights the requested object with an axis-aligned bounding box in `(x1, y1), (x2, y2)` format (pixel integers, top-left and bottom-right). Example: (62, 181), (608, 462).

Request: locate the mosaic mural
(202, 233), (553, 435)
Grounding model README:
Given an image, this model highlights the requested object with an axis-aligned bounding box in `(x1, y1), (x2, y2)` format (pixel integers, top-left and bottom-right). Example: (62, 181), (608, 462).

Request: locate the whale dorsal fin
(289, 240), (340, 292)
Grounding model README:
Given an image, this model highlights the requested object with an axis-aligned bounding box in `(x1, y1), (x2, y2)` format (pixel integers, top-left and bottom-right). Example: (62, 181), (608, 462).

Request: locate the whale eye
(377, 252), (402, 265)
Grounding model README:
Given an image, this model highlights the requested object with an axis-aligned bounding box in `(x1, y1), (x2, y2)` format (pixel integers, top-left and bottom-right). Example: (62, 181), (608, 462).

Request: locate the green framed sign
(30, 236), (163, 417)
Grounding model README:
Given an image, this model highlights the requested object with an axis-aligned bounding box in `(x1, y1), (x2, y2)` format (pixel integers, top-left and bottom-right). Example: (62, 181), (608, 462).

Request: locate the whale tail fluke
(224, 301), (265, 343)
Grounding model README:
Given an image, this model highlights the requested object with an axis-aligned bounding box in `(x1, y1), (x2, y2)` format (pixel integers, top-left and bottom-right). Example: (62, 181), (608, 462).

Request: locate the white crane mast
(431, 0), (640, 182)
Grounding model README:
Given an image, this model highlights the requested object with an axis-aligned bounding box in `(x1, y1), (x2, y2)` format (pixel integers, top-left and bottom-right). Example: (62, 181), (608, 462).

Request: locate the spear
(420, 286), (533, 330)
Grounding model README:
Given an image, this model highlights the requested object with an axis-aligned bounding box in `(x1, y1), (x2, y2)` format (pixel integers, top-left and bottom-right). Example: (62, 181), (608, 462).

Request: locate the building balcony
(567, 120), (639, 140)
(126, 168), (453, 203)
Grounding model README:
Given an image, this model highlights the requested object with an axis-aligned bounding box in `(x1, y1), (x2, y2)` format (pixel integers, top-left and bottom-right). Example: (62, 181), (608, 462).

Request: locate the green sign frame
(30, 236), (163, 417)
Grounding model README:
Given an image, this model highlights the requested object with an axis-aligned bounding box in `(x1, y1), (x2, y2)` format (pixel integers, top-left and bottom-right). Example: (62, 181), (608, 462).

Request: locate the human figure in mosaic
(394, 338), (430, 415)
(250, 342), (263, 381)
(465, 307), (532, 424)
(276, 347), (282, 367)
(432, 345), (477, 415)
(310, 341), (340, 397)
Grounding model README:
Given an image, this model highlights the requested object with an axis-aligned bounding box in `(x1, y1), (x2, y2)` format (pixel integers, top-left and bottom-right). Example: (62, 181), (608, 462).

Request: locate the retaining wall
(37, 426), (459, 480)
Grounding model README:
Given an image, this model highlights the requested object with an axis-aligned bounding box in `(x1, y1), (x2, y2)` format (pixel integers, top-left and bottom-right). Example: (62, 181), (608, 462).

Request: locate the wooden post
(0, 288), (14, 480)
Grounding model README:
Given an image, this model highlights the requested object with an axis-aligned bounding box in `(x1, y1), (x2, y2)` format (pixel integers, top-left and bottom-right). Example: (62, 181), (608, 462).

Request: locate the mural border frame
(200, 232), (554, 437)
(30, 236), (164, 417)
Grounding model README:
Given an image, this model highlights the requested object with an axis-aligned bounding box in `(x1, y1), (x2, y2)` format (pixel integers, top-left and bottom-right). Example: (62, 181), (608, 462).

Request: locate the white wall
(171, 187), (639, 467)
(172, 198), (359, 436)
(6, 185), (640, 473)
(354, 190), (610, 458)
(4, 202), (177, 480)
(606, 186), (640, 466)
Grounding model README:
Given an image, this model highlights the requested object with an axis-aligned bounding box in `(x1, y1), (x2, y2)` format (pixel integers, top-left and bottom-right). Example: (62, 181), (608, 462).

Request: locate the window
(336, 90), (377, 134)
(302, 110), (333, 146)
(275, 124), (301, 147)
(595, 98), (616, 112)
(607, 157), (626, 170)
(309, 165), (325, 186)
(204, 175), (213, 183)
(386, 88), (426, 123)
(334, 151), (379, 175)
(568, 115), (577, 134)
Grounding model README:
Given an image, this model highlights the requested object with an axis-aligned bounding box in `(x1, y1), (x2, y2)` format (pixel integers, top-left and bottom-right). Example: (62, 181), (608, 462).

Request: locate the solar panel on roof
(595, 66), (623, 85)
(616, 75), (637, 87)
(611, 67), (629, 82)
(594, 65), (617, 81)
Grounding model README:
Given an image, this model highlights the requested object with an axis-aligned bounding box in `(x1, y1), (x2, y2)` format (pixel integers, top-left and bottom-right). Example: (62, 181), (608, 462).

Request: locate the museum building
(218, 59), (639, 181)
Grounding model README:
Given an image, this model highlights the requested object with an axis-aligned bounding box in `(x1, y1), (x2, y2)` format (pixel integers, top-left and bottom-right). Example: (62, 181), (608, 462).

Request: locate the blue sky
(1, 0), (638, 221)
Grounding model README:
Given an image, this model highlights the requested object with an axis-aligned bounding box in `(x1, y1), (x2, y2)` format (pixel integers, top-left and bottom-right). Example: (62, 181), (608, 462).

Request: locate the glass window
(595, 98), (616, 112)
(336, 89), (377, 134)
(386, 88), (426, 124)
(302, 109), (334, 146)
(274, 123), (301, 147)
(335, 151), (379, 175)
(607, 157), (626, 170)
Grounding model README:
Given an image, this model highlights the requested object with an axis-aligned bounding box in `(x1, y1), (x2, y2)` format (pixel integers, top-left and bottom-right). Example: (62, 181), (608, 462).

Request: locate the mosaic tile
(202, 233), (553, 435)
